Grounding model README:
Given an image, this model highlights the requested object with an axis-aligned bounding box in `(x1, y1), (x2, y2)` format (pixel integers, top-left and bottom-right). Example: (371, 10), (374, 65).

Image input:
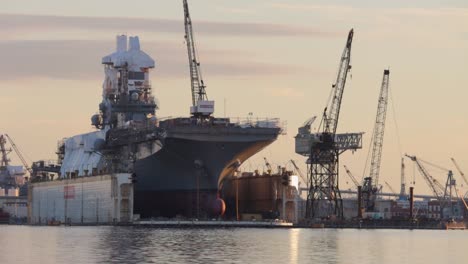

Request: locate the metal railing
(158, 116), (286, 133)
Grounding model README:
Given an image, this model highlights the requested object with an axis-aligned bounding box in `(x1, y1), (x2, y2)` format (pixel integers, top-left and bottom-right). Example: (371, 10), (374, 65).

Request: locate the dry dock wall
(29, 173), (133, 225)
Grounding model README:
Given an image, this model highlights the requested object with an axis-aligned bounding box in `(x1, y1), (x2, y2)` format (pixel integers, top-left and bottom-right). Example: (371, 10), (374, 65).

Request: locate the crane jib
(324, 29), (354, 135)
(183, 0), (214, 117)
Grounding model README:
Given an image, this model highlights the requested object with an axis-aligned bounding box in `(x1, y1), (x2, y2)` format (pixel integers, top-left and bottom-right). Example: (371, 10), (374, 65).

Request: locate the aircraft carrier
(29, 1), (283, 222)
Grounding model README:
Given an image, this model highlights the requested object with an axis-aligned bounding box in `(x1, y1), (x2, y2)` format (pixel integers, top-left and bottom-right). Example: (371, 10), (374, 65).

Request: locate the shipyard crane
(343, 165), (360, 188)
(451, 158), (468, 186)
(443, 170), (458, 218)
(362, 69), (390, 211)
(405, 155), (452, 217)
(290, 159), (307, 186)
(0, 135), (11, 167)
(322, 30), (354, 136)
(298, 29), (362, 220)
(183, 0), (214, 118)
(5, 134), (33, 175)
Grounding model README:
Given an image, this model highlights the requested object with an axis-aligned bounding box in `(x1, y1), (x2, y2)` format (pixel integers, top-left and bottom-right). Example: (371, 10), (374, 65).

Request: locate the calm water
(0, 226), (466, 264)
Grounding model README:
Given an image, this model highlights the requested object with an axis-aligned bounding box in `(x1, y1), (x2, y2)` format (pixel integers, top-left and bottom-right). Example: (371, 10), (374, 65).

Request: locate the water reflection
(0, 226), (467, 264)
(288, 228), (299, 264)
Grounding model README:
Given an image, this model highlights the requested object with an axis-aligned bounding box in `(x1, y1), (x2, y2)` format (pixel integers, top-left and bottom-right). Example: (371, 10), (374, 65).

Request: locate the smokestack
(116, 35), (127, 52)
(129, 36), (141, 51)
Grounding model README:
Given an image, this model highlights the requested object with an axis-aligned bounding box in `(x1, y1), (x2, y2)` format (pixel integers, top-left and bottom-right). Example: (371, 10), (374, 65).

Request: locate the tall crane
(405, 155), (450, 217)
(0, 135), (11, 167)
(443, 170), (457, 218)
(362, 69), (390, 211)
(303, 29), (358, 220)
(183, 0), (214, 118)
(451, 158), (468, 186)
(322, 30), (354, 135)
(343, 165), (360, 188)
(5, 134), (33, 175)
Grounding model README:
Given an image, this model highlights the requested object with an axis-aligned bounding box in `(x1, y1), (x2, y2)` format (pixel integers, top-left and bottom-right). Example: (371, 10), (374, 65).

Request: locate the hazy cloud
(270, 3), (468, 17)
(0, 13), (335, 38)
(270, 1), (468, 9)
(0, 40), (302, 80)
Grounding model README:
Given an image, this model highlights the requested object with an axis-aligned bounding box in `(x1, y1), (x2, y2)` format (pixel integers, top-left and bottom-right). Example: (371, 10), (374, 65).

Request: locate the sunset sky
(1, 0), (467, 195)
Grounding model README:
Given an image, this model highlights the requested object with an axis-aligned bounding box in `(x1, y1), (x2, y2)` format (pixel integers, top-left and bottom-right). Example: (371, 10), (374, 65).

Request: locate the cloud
(0, 39), (302, 80)
(270, 1), (468, 10)
(269, 3), (468, 18)
(270, 3), (355, 13)
(0, 13), (335, 38)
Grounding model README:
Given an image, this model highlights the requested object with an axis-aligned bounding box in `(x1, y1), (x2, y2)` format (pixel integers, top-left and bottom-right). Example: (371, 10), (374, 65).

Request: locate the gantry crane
(5, 134), (33, 175)
(362, 69), (390, 211)
(343, 165), (360, 188)
(294, 29), (363, 220)
(183, 0), (214, 118)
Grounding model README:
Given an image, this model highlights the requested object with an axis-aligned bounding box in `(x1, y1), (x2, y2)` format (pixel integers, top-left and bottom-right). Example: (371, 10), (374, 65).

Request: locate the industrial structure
(343, 165), (360, 188)
(2, 2), (467, 229)
(0, 134), (29, 223)
(221, 168), (301, 223)
(295, 29), (363, 220)
(0, 134), (28, 194)
(183, 0), (214, 118)
(362, 69), (390, 212)
(405, 155), (465, 220)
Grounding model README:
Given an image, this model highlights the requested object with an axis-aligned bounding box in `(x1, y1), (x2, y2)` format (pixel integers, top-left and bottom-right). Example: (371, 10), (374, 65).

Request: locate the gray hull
(133, 122), (280, 218)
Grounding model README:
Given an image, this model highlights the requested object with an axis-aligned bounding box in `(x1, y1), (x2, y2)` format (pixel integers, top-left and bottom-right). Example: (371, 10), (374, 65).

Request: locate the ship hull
(133, 137), (276, 218)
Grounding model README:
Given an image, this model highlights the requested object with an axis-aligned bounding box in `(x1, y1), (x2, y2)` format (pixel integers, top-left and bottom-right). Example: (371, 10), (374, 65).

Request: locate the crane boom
(343, 165), (360, 187)
(451, 158), (468, 186)
(5, 134), (33, 175)
(183, 0), (213, 117)
(362, 69), (390, 211)
(384, 181), (397, 194)
(290, 159), (307, 185)
(323, 29), (353, 135)
(405, 155), (445, 200)
(368, 69), (390, 187)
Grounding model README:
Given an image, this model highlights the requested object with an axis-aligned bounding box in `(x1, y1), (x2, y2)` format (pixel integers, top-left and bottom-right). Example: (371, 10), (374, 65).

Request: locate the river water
(0, 226), (466, 264)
